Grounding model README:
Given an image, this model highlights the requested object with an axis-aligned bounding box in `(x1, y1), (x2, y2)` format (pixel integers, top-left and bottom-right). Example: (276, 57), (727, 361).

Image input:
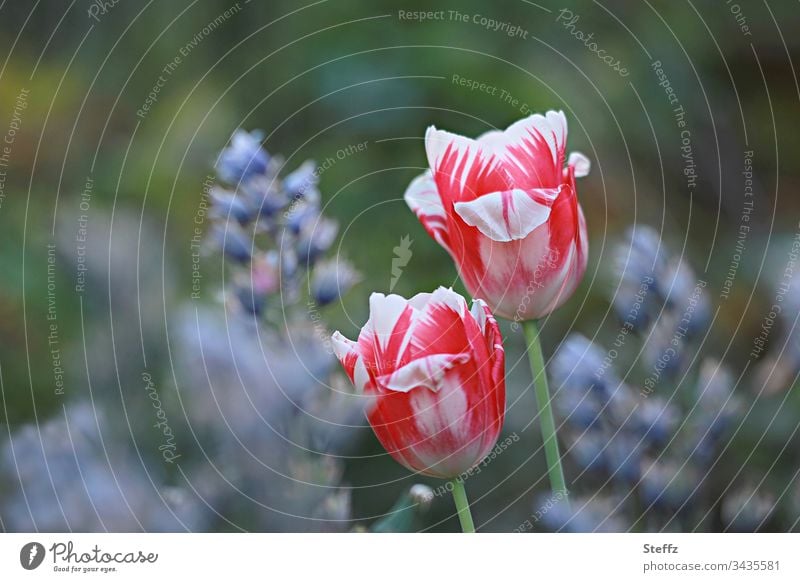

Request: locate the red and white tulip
(405, 111), (590, 321)
(331, 287), (505, 478)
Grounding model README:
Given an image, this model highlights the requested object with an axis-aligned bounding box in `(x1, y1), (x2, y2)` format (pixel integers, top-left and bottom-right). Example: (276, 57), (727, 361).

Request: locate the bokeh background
(1, 0), (799, 532)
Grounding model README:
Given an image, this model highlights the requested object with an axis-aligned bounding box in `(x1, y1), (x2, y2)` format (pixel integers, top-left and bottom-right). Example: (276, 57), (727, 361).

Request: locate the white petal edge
(331, 331), (370, 394)
(403, 171), (452, 253)
(454, 188), (555, 242)
(403, 170), (445, 220)
(400, 287), (468, 361)
(378, 352), (470, 393)
(477, 111), (567, 169)
(424, 126), (500, 193)
(424, 126), (476, 173)
(406, 287), (466, 316)
(568, 152), (591, 178)
(352, 358), (370, 394)
(470, 299), (489, 333)
(425, 286), (467, 317)
(331, 330), (357, 362)
(368, 292), (409, 349)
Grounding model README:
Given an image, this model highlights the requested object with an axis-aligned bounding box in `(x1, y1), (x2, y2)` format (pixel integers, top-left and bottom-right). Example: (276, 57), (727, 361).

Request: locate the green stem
(523, 320), (570, 509)
(450, 479), (475, 533)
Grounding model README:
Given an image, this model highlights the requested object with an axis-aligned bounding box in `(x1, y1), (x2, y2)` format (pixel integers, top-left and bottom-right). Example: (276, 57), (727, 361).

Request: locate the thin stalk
(450, 479), (475, 533)
(523, 320), (570, 508)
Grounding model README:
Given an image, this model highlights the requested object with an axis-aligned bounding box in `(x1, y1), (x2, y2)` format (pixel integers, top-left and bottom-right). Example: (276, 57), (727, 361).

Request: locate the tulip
(404, 110), (589, 322)
(332, 287), (505, 531)
(404, 111), (589, 505)
(332, 286), (505, 476)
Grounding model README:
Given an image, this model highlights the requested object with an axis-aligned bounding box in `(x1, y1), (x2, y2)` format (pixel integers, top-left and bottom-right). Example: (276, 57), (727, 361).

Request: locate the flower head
(332, 287), (505, 478)
(216, 129), (270, 185)
(405, 111), (590, 320)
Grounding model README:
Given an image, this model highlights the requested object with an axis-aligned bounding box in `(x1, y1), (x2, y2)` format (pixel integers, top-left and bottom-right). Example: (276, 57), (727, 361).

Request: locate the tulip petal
(331, 330), (358, 363)
(410, 376), (471, 445)
(405, 287), (467, 321)
(478, 111), (567, 188)
(378, 352), (470, 393)
(367, 292), (410, 350)
(403, 171), (452, 253)
(423, 286), (467, 317)
(454, 187), (558, 242)
(331, 331), (371, 394)
(407, 291), (434, 311)
(425, 126), (510, 202)
(468, 298), (505, 392)
(425, 127), (484, 190)
(568, 151), (591, 177)
(407, 287), (470, 358)
(469, 298), (488, 333)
